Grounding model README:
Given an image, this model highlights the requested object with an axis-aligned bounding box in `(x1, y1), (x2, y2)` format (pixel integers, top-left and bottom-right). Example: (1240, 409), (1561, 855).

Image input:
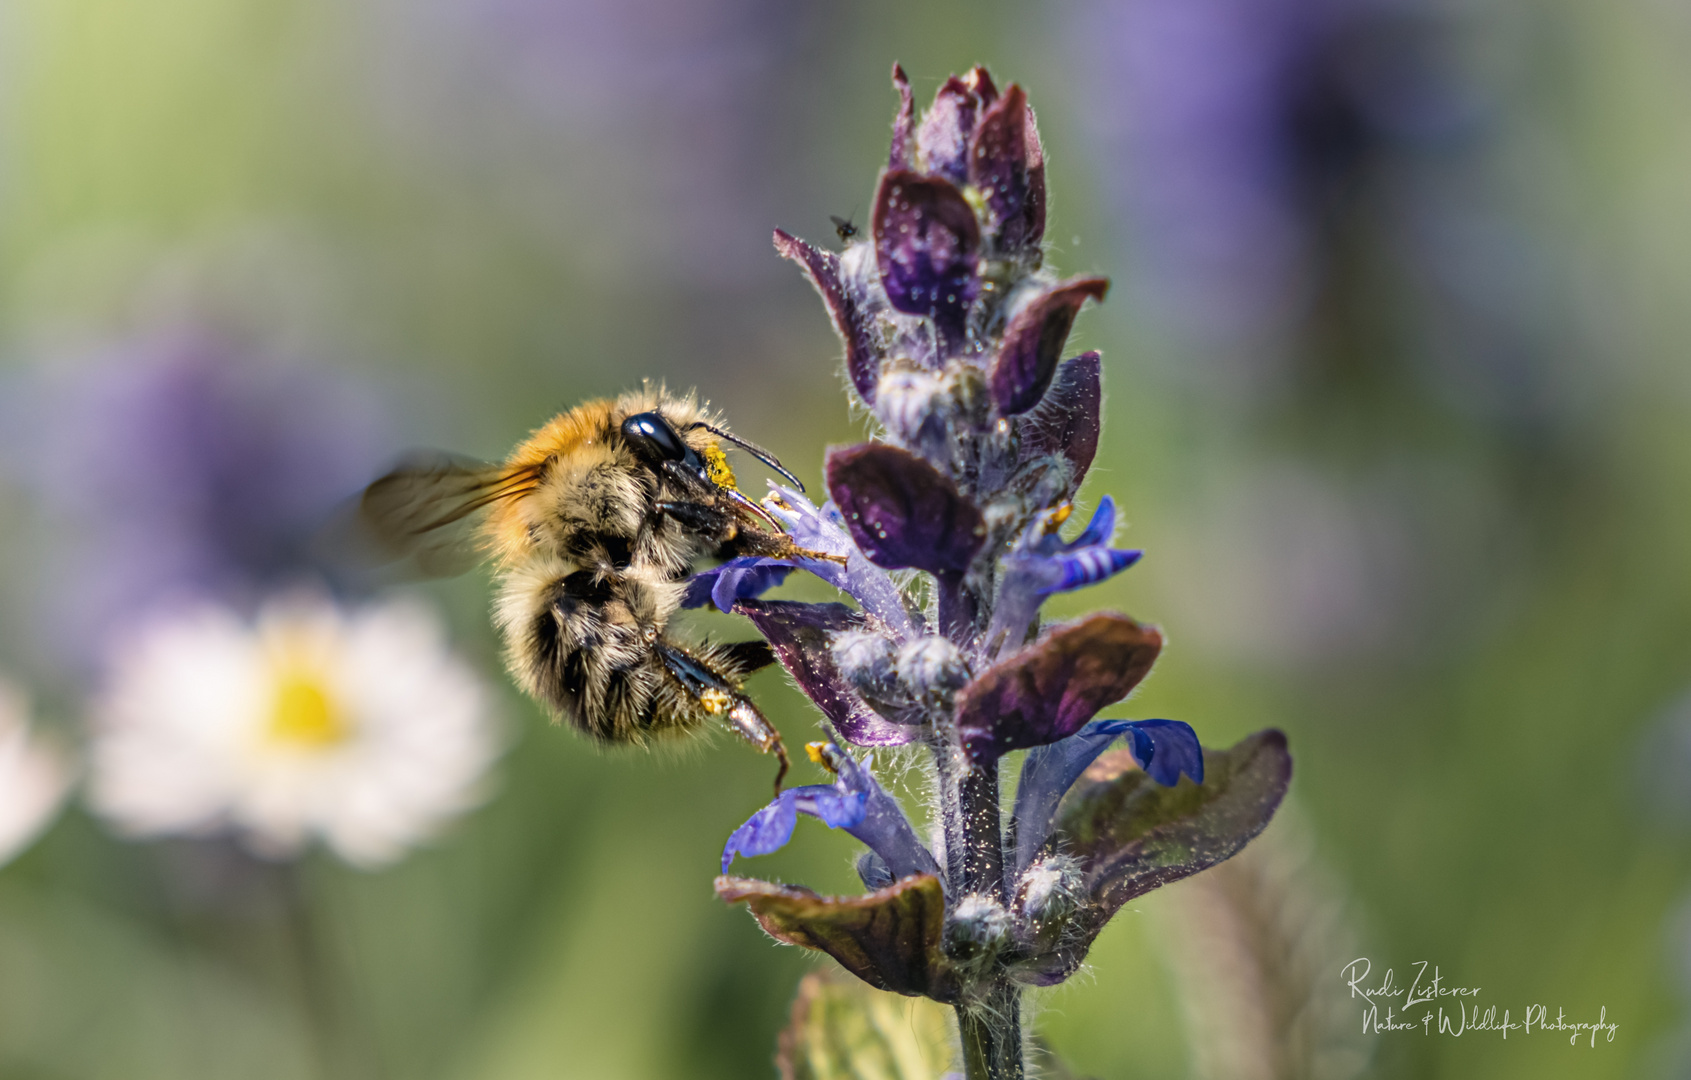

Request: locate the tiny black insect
(830, 214), (858, 243)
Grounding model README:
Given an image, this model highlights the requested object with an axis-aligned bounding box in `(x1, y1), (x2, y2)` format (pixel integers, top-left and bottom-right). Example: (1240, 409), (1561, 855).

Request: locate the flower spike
(714, 68), (1289, 1059)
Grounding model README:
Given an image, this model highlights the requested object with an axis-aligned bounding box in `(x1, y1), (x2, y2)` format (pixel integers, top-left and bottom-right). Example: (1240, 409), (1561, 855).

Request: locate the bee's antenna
(687, 422), (805, 492)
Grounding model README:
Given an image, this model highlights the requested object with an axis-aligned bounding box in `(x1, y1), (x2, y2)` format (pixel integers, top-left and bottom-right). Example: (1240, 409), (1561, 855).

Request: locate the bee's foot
(793, 545), (850, 567)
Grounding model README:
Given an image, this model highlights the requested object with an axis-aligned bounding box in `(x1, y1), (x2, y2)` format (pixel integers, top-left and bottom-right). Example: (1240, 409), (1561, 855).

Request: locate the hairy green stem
(957, 983), (1024, 1080)
(935, 740), (1023, 1079)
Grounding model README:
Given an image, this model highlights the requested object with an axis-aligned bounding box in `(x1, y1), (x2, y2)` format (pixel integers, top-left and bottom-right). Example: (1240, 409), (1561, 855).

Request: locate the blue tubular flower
(721, 783), (867, 873)
(1018, 496), (1142, 591)
(722, 742), (940, 878)
(986, 497), (1143, 661)
(758, 485), (917, 637)
(679, 484), (921, 629)
(1011, 719), (1203, 872)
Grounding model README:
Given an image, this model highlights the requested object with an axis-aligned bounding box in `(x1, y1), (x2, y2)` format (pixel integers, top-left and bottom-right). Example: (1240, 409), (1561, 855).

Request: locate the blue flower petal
(759, 486), (917, 637)
(719, 746), (941, 880)
(1011, 718), (1203, 873)
(983, 497), (1142, 660)
(831, 749), (944, 881)
(1125, 719), (1204, 788)
(1066, 496), (1117, 551)
(793, 784), (868, 830)
(682, 557), (798, 613)
(721, 791), (800, 872)
(721, 784), (865, 873)
(1044, 546), (1142, 595)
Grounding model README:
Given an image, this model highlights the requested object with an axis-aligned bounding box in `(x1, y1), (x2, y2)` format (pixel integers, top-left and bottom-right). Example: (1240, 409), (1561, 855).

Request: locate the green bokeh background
(2, 1), (1689, 1078)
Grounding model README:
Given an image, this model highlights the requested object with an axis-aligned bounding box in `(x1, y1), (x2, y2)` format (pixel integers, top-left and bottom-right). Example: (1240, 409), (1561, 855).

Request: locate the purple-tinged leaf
(872, 170), (981, 345)
(736, 600), (919, 747)
(1011, 731), (1290, 986)
(774, 229), (880, 404)
(716, 873), (960, 1001)
(1020, 352), (1101, 494)
(889, 63), (914, 169)
(964, 65), (999, 109)
(956, 614), (1162, 762)
(825, 444), (985, 575)
(1017, 109), (1048, 253)
(915, 75), (978, 185)
(1012, 719), (1202, 873)
(991, 277), (1109, 415)
(968, 84), (1048, 253)
(681, 557), (797, 613)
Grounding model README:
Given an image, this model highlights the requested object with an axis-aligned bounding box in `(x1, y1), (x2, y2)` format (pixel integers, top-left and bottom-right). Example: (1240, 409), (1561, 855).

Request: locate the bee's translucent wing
(353, 451), (537, 578)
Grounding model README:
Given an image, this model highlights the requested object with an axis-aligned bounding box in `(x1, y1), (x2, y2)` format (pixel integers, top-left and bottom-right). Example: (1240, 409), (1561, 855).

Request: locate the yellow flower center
(267, 673), (349, 748)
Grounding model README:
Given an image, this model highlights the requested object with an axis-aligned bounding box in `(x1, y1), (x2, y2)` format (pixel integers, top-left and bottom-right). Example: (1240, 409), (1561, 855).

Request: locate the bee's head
(621, 411), (708, 479)
(621, 409), (803, 498)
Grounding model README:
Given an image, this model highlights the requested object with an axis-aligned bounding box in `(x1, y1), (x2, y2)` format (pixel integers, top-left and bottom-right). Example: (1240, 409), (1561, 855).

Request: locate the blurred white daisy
(88, 593), (500, 868)
(0, 678), (72, 868)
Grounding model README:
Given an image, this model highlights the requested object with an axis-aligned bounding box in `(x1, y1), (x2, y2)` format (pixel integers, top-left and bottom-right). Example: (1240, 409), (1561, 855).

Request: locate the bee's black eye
(621, 412), (691, 466)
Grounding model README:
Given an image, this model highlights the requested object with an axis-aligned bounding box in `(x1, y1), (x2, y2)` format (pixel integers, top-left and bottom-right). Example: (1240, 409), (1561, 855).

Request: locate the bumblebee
(360, 387), (824, 790)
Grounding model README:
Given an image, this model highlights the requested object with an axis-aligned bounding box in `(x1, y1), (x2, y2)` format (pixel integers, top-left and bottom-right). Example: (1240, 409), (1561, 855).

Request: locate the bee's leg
(729, 528), (850, 566)
(719, 639), (778, 674)
(654, 499), (738, 541)
(656, 500), (846, 566)
(658, 459), (717, 499)
(654, 640), (789, 793)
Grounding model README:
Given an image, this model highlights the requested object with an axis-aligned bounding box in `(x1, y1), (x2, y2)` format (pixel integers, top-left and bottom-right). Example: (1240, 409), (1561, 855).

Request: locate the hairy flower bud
(832, 629), (911, 713)
(1013, 854), (1085, 937)
(944, 893), (1012, 973)
(856, 849), (895, 890)
(897, 636), (970, 706)
(876, 363), (947, 448)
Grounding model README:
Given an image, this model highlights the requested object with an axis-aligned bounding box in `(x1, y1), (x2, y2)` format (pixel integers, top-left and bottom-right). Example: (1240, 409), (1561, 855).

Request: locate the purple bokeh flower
(357, 0), (814, 286)
(1071, 0), (1481, 354)
(7, 329), (394, 671)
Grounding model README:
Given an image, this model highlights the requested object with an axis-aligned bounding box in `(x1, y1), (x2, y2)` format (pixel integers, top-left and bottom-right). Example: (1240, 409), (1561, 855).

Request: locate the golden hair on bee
(358, 383), (821, 792)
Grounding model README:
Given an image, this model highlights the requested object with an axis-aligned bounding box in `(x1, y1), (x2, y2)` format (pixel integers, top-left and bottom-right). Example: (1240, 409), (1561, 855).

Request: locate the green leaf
(775, 970), (957, 1080)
